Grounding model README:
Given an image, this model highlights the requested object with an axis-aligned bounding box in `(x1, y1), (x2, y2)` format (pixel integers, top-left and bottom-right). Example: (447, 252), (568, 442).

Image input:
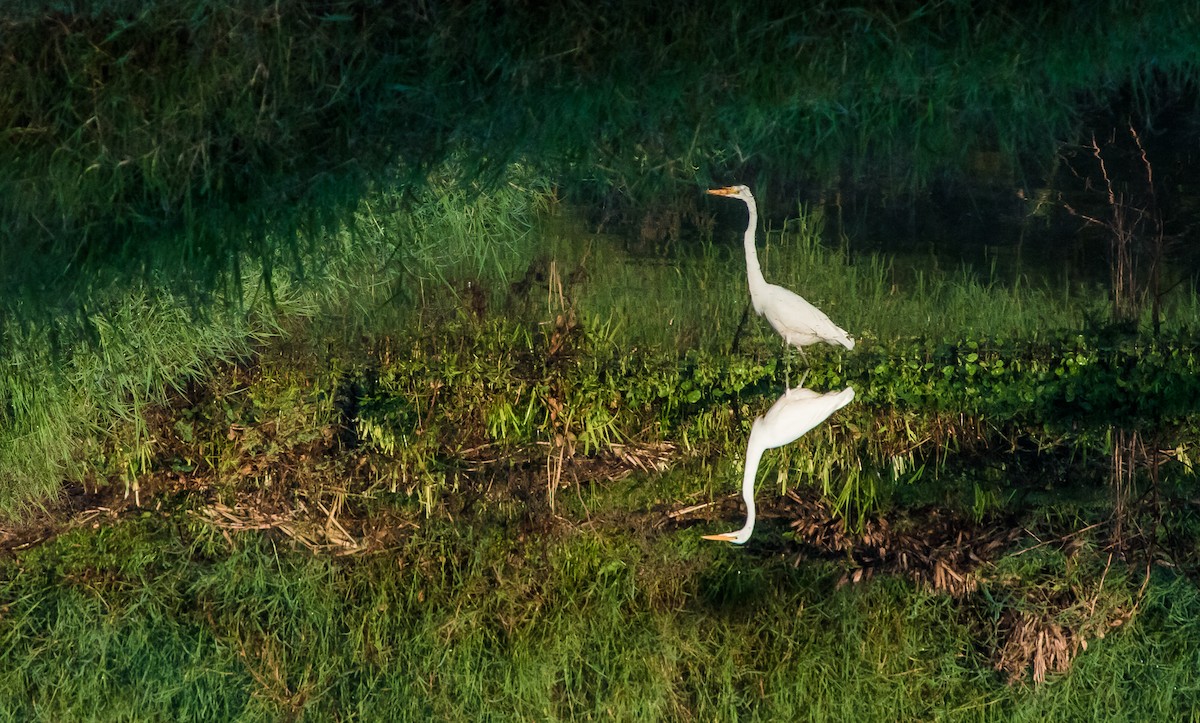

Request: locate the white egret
(704, 385), (855, 544)
(707, 185), (855, 351)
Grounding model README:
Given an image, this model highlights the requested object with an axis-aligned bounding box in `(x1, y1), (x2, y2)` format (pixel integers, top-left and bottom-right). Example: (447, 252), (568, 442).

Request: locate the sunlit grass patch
(0, 287), (281, 515)
(0, 173), (553, 517)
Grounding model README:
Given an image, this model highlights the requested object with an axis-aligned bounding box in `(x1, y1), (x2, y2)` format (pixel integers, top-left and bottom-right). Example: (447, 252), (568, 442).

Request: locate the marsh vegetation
(3, 1), (1200, 719)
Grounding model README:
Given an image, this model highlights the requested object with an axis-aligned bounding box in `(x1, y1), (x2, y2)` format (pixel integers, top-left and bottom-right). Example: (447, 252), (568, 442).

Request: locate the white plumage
(707, 184), (855, 350)
(703, 386), (856, 544)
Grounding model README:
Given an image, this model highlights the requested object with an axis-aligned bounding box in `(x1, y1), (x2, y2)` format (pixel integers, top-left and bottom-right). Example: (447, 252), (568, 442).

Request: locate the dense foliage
(3, 0), (1199, 303)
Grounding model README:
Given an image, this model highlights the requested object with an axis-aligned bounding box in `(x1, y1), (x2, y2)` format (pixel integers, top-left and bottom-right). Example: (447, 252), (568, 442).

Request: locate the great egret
(707, 185), (855, 351)
(703, 385), (855, 544)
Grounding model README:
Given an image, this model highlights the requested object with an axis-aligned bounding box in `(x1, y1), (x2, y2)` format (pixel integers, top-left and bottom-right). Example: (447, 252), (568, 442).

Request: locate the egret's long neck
(736, 438), (766, 541)
(740, 196), (768, 302)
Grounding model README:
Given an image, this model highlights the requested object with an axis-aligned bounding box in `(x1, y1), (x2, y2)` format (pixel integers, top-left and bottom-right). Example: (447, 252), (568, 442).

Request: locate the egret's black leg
(730, 301), (751, 356)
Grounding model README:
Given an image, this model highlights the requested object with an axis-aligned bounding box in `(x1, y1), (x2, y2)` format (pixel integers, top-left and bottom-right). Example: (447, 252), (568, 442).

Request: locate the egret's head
(706, 184), (753, 202)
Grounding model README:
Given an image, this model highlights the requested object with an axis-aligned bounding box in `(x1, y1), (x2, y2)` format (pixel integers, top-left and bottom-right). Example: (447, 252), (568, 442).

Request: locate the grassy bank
(0, 174), (548, 515)
(4, 176), (1197, 517)
(2, 504), (1198, 720)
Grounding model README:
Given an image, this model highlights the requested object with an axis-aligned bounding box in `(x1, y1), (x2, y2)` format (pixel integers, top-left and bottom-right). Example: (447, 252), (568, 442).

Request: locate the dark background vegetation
(3, 0), (1199, 309)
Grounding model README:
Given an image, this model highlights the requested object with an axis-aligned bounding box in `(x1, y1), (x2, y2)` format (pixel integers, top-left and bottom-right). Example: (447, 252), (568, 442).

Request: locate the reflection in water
(703, 386), (855, 545)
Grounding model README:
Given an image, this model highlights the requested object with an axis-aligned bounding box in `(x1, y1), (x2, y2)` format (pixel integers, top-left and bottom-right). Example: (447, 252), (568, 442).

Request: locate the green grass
(1, 512), (1198, 720)
(0, 286), (279, 515)
(7, 174), (1195, 520)
(0, 173), (551, 516)
(549, 203), (1127, 356)
(3, 3), (1200, 717)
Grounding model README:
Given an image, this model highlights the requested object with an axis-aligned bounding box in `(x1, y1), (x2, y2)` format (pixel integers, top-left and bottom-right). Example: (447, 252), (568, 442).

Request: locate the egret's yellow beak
(701, 532), (738, 542)
(706, 186), (738, 196)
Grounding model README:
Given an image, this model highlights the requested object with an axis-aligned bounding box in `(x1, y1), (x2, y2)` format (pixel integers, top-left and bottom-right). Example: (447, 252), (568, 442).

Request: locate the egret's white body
(707, 185), (855, 350)
(704, 385), (855, 544)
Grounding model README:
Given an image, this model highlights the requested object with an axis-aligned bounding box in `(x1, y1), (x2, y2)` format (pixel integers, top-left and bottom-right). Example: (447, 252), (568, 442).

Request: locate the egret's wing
(757, 386), (855, 449)
(762, 284), (854, 349)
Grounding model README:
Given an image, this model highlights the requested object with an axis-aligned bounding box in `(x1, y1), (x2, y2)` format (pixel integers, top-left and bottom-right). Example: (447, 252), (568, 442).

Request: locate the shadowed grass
(3, 1), (1199, 310)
